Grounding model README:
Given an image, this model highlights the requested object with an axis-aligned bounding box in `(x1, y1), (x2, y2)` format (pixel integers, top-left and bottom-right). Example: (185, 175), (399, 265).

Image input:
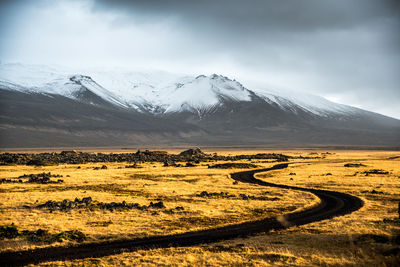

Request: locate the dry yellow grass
(0, 159), (315, 253)
(1, 150), (399, 266)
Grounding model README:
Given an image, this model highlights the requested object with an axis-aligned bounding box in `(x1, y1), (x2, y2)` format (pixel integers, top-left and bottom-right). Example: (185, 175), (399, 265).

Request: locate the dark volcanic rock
(37, 197), (167, 212)
(0, 178), (23, 184)
(344, 163), (367, 167)
(1, 172), (63, 184)
(60, 150), (79, 156)
(208, 163), (259, 169)
(0, 225), (19, 239)
(363, 169), (389, 175)
(22, 229), (51, 242)
(185, 162), (196, 167)
(179, 148), (204, 158)
(51, 230), (86, 243)
(197, 191), (236, 198)
(196, 191), (277, 201)
(0, 150), (291, 166)
(0, 224), (86, 244)
(19, 172), (64, 184)
(26, 159), (56, 166)
(149, 201), (166, 209)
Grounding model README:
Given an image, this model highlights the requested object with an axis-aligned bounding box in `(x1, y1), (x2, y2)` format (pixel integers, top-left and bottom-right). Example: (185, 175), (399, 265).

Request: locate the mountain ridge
(0, 63), (363, 118)
(0, 63), (399, 148)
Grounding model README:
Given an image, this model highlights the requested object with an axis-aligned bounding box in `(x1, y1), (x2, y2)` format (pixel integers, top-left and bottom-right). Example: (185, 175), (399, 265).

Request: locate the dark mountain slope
(1, 84), (399, 148)
(0, 89), (204, 148)
(163, 94), (400, 146)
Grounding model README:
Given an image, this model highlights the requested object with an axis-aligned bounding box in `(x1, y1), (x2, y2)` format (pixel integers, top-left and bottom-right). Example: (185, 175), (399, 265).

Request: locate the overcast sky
(1, 0), (399, 118)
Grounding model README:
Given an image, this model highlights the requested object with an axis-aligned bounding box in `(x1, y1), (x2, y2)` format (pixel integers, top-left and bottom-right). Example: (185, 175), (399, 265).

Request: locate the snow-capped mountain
(0, 63), (356, 117)
(1, 63), (399, 148)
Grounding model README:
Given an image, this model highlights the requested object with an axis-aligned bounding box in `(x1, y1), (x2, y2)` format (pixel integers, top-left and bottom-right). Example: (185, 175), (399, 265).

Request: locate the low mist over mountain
(0, 63), (399, 148)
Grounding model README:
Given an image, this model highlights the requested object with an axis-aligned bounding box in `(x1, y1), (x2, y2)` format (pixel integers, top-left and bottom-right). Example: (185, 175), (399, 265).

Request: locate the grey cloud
(92, 0), (399, 29)
(91, 0), (400, 118)
(90, 0), (399, 62)
(0, 0), (399, 118)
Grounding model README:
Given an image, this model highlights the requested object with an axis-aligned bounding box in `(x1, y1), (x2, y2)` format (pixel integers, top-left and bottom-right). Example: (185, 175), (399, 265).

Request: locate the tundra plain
(0, 150), (399, 266)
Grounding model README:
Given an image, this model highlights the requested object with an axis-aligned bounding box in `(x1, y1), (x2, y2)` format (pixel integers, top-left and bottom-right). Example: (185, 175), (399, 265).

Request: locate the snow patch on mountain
(86, 70), (190, 105)
(69, 75), (128, 108)
(253, 87), (355, 116)
(0, 64), (129, 108)
(156, 74), (252, 113)
(0, 63), (71, 93)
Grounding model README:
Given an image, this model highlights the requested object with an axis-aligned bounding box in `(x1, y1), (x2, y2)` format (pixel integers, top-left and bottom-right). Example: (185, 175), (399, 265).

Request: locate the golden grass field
(1, 150), (399, 266)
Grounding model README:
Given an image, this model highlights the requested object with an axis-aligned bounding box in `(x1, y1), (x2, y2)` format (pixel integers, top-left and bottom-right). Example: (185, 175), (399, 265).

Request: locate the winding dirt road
(0, 163), (363, 266)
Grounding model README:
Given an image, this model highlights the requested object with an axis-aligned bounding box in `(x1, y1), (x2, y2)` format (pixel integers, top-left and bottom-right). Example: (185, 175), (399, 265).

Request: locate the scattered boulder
(344, 163), (367, 167)
(39, 198), (91, 211)
(1, 173), (63, 184)
(60, 150), (78, 156)
(208, 163), (258, 169)
(0, 225), (19, 239)
(37, 197), (167, 212)
(125, 163), (142, 168)
(51, 230), (86, 243)
(19, 172), (63, 184)
(0, 225), (85, 244)
(239, 193), (279, 201)
(179, 147), (204, 158)
(197, 191), (235, 199)
(363, 169), (389, 175)
(0, 178), (23, 184)
(361, 189), (384, 194)
(26, 159), (55, 166)
(22, 229), (50, 242)
(149, 201), (166, 209)
(196, 191), (278, 201)
(185, 162), (196, 167)
(94, 165), (108, 170)
(81, 197), (92, 204)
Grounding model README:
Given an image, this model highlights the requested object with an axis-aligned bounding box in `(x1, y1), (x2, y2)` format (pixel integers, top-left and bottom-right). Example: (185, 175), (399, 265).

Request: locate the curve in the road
(0, 163), (363, 266)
